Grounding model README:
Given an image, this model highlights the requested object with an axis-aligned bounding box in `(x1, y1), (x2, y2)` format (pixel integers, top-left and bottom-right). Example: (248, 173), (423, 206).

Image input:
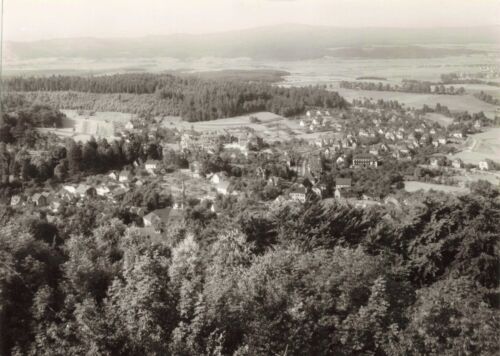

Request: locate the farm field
(452, 127), (500, 164)
(334, 88), (499, 118)
(404, 181), (469, 194)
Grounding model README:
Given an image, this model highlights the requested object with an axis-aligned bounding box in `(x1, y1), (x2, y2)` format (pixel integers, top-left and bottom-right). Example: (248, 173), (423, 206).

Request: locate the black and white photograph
(0, 0), (499, 355)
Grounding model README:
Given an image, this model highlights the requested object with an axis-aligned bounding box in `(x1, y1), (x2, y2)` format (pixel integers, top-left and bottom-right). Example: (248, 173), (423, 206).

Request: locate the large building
(352, 154), (378, 168)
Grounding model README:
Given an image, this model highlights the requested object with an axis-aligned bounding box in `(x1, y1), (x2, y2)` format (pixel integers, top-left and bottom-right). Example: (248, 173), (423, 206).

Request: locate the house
(216, 180), (231, 195)
(312, 187), (323, 199)
(76, 184), (97, 198)
(479, 160), (492, 171)
(336, 156), (346, 165)
(334, 188), (346, 199)
(63, 185), (77, 195)
(335, 178), (352, 189)
(10, 195), (24, 207)
(119, 170), (133, 183)
(267, 176), (282, 187)
(430, 156), (446, 168)
(108, 172), (119, 181)
(190, 161), (202, 178)
(143, 208), (184, 230)
(143, 211), (162, 228)
(96, 185), (111, 197)
(145, 160), (159, 174)
(452, 131), (464, 139)
(125, 121), (135, 131)
(352, 154), (378, 168)
(32, 193), (48, 207)
(210, 172), (228, 185)
(290, 186), (307, 203)
(438, 137), (447, 145)
(452, 159), (463, 169)
(50, 199), (62, 213)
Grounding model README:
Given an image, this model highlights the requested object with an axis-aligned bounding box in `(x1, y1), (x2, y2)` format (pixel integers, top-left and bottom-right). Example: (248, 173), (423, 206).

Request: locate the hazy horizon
(4, 23), (500, 43)
(4, 0), (500, 42)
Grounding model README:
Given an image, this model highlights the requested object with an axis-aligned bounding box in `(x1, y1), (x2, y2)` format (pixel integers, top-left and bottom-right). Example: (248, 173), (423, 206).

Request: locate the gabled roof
(353, 154), (376, 160)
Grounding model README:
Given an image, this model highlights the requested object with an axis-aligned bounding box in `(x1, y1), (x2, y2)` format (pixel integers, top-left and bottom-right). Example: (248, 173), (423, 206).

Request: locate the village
(7, 97), (499, 238)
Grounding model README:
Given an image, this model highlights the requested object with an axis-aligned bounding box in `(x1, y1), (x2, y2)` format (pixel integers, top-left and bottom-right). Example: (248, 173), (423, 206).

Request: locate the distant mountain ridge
(5, 24), (500, 61)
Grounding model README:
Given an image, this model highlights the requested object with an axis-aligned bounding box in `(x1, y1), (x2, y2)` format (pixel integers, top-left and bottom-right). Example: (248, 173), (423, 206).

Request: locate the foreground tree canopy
(1, 186), (499, 355)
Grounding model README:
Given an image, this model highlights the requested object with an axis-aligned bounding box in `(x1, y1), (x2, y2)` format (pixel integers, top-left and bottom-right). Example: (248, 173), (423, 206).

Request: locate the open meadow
(335, 88), (499, 118)
(452, 127), (500, 164)
(404, 181), (469, 194)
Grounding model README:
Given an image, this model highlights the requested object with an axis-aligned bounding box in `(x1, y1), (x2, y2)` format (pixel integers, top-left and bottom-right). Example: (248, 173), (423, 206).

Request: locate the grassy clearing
(424, 113), (454, 127)
(452, 172), (500, 186)
(404, 181), (469, 194)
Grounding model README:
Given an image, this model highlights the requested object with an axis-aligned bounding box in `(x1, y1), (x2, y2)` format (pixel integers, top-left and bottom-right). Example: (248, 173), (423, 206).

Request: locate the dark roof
(353, 154), (376, 160)
(291, 186), (307, 194)
(335, 178), (352, 186)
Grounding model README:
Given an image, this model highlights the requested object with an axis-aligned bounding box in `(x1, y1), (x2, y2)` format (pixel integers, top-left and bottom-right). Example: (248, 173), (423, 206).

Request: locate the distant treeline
(474, 91), (500, 106)
(5, 74), (347, 121)
(441, 73), (500, 86)
(340, 80), (465, 95)
(329, 45), (485, 59)
(355, 76), (387, 81)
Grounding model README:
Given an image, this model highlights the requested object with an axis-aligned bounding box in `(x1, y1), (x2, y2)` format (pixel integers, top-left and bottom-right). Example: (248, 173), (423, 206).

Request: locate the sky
(3, 0), (500, 42)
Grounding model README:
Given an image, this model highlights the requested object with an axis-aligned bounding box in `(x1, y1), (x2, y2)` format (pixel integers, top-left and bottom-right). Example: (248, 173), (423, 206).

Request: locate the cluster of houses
(299, 109), (340, 132)
(430, 155), (495, 171)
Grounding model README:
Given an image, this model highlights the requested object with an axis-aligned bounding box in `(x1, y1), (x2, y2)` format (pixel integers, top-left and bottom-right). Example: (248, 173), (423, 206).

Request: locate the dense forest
(0, 182), (499, 355)
(5, 73), (347, 121)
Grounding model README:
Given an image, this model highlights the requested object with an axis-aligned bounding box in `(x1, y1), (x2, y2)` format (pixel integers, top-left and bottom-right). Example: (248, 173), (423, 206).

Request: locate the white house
(96, 185), (111, 197)
(216, 181), (231, 195)
(119, 170), (133, 183)
(290, 186), (306, 203)
(210, 172), (228, 185)
(452, 159), (463, 169)
(145, 160), (159, 174)
(125, 121), (135, 131)
(479, 160), (491, 171)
